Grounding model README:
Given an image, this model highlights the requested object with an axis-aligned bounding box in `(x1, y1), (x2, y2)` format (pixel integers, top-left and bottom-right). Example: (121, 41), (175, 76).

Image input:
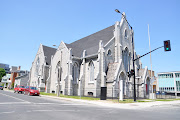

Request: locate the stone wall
(30, 44), (45, 90)
(50, 42), (70, 95)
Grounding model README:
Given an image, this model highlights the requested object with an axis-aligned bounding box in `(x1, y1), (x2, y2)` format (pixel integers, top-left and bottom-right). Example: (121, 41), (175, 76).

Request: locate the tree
(0, 68), (6, 82)
(11, 82), (14, 89)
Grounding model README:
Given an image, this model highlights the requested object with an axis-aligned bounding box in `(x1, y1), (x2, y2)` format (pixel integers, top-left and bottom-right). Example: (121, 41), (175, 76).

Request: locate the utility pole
(148, 24), (154, 99)
(132, 34), (136, 102)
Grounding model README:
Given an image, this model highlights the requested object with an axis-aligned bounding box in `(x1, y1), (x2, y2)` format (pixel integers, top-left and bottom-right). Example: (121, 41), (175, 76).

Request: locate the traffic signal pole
(133, 46), (164, 61)
(132, 34), (136, 102)
(131, 45), (163, 102)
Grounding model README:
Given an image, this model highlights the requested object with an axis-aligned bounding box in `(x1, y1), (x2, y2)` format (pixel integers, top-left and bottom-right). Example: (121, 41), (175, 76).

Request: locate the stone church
(29, 44), (56, 92)
(30, 13), (151, 99)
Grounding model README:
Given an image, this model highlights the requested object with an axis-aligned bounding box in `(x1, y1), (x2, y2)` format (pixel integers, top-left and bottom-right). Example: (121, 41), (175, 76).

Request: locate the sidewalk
(4, 88), (14, 92)
(40, 94), (180, 109)
(4, 89), (180, 109)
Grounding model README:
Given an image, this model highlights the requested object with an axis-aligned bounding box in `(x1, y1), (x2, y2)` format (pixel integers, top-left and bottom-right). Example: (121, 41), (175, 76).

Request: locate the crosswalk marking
(0, 111), (15, 114)
(0, 93), (30, 103)
(0, 102), (30, 105)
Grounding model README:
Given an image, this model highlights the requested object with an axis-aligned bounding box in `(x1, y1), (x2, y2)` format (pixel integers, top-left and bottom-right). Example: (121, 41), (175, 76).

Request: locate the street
(0, 90), (180, 120)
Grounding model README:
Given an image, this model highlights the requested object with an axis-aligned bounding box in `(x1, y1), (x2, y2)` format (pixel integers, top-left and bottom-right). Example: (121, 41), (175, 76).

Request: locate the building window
(122, 48), (130, 73)
(56, 61), (61, 82)
(72, 62), (79, 84)
(175, 73), (180, 78)
(124, 29), (127, 38)
(35, 57), (40, 76)
(107, 49), (111, 56)
(89, 61), (94, 82)
(88, 92), (93, 96)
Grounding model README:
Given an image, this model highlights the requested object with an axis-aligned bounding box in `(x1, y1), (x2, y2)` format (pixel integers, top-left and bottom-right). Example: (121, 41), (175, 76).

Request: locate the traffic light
(130, 69), (135, 76)
(164, 40), (171, 51)
(127, 69), (135, 78)
(127, 71), (131, 78)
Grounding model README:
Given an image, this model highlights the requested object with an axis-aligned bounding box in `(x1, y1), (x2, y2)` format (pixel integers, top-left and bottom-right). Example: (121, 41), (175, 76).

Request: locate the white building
(29, 44), (56, 92)
(1, 74), (11, 88)
(48, 13), (150, 98)
(30, 13), (151, 98)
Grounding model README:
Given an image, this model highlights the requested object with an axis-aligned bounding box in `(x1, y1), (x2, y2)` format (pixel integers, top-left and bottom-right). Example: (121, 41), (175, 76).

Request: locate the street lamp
(115, 9), (136, 101)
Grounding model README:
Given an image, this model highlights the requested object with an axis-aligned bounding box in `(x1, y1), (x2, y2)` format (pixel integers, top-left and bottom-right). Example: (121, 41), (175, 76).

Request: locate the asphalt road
(0, 90), (180, 120)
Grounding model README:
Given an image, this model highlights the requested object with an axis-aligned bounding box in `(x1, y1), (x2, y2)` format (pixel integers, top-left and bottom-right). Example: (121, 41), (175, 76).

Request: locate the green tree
(11, 82), (14, 89)
(0, 68), (6, 82)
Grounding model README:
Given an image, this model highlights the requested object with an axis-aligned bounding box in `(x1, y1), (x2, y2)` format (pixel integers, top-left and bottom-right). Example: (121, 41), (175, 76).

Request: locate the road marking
(33, 103), (55, 105)
(95, 109), (113, 111)
(0, 102), (30, 105)
(0, 111), (15, 114)
(32, 109), (79, 112)
(51, 104), (85, 106)
(55, 110), (79, 112)
(0, 93), (30, 103)
(33, 110), (53, 112)
(32, 103), (85, 106)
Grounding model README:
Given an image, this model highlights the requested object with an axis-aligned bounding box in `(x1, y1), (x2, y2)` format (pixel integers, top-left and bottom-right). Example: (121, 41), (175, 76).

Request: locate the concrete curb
(3, 89), (180, 109)
(40, 95), (180, 109)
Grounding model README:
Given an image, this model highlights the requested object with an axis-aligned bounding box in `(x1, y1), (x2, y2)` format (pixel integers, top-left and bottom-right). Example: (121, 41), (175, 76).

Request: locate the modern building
(157, 71), (180, 96)
(0, 63), (10, 73)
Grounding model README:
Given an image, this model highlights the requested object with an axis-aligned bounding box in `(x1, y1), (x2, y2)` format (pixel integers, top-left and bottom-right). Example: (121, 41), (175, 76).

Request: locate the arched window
(56, 61), (61, 82)
(107, 49), (112, 56)
(124, 29), (127, 38)
(89, 61), (94, 82)
(35, 57), (40, 76)
(123, 48), (130, 72)
(72, 62), (79, 84)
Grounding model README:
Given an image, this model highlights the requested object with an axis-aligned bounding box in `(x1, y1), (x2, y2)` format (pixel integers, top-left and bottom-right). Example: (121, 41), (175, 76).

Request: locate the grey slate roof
(66, 25), (115, 58)
(42, 45), (56, 65)
(15, 74), (29, 86)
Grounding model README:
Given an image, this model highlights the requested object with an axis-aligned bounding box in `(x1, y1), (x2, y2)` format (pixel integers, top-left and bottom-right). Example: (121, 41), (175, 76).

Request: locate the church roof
(42, 45), (56, 65)
(66, 25), (115, 58)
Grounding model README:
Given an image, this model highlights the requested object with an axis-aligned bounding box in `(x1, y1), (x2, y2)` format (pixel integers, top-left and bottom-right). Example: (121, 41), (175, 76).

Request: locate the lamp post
(115, 9), (136, 101)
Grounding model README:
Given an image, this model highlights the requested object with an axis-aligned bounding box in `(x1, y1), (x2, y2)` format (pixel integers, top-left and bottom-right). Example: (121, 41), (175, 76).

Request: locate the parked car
(14, 85), (25, 93)
(24, 86), (40, 96)
(0, 86), (3, 90)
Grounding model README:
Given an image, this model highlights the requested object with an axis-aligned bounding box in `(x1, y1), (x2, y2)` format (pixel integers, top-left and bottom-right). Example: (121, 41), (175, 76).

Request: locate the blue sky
(0, 0), (179, 75)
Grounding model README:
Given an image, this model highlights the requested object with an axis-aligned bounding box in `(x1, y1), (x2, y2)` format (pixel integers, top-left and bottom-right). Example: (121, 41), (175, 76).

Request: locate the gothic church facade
(30, 13), (150, 98)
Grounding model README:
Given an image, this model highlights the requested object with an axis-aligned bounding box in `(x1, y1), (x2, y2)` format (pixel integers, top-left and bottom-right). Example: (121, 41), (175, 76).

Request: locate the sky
(0, 0), (179, 75)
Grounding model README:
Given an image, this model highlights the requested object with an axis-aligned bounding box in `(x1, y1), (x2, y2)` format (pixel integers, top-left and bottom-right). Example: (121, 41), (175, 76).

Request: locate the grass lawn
(40, 92), (180, 103)
(40, 92), (100, 100)
(40, 92), (57, 96)
(59, 94), (100, 100)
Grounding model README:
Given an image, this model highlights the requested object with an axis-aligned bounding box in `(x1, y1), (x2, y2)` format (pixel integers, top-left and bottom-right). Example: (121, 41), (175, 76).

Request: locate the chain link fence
(155, 91), (178, 99)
